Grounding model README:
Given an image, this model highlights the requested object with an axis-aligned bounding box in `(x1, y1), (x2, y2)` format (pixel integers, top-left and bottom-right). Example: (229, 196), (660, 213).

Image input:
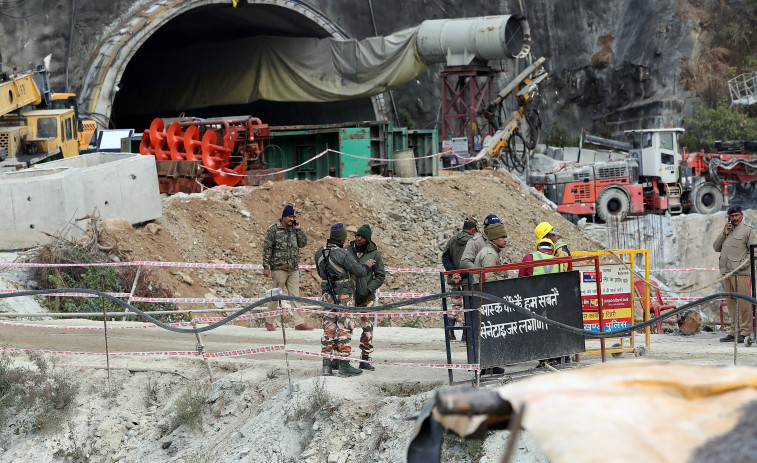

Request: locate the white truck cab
(625, 128), (685, 184)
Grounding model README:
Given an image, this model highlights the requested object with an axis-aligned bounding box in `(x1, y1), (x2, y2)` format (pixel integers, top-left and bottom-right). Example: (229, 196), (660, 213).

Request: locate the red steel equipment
(139, 116), (269, 187)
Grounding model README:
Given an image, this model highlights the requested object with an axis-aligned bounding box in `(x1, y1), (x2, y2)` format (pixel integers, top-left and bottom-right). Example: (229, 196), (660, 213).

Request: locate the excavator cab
(48, 93), (97, 151)
(1, 109), (79, 167)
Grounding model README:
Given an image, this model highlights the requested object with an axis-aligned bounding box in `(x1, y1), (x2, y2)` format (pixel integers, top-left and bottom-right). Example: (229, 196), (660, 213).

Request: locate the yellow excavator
(0, 66), (88, 169)
(44, 93), (97, 151)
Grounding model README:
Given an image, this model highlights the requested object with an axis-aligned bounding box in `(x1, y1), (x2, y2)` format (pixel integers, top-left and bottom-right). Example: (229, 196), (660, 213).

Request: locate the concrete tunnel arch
(79, 0), (380, 131)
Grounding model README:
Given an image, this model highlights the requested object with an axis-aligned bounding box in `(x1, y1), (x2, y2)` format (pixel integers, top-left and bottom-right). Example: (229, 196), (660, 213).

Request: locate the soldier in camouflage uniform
(347, 224), (386, 371)
(261, 205), (313, 331)
(315, 223), (376, 377)
(440, 217), (478, 340)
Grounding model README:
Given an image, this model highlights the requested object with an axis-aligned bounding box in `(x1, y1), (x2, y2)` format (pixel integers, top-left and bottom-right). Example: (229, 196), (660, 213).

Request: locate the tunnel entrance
(105, 2), (377, 131)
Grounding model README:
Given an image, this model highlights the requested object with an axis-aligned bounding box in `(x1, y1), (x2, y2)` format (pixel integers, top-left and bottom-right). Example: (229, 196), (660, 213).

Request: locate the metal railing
(729, 72), (757, 106)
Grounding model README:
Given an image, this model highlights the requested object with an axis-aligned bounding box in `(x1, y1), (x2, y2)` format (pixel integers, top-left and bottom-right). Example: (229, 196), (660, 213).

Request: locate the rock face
(523, 0), (698, 135)
(0, 0), (700, 138)
(319, 0), (699, 136)
(583, 210), (756, 324)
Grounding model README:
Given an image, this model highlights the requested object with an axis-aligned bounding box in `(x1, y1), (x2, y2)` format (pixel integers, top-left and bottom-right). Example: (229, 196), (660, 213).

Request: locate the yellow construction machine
(0, 66), (83, 169)
(45, 93), (97, 151)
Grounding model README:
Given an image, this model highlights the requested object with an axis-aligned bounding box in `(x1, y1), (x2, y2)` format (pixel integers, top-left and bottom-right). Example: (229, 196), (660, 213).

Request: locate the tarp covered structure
(118, 27), (427, 115)
(408, 361), (757, 463)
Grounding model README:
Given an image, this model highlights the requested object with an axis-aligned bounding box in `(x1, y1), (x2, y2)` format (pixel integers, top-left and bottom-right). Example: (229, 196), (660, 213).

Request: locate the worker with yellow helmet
(518, 238), (559, 277)
(535, 221), (571, 270)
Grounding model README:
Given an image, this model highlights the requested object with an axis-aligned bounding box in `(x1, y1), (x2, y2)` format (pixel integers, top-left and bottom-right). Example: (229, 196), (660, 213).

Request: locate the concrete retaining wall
(0, 153), (162, 250)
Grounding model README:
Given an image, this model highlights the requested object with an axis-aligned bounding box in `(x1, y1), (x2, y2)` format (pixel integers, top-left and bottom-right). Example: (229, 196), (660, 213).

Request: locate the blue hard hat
(484, 214), (501, 226)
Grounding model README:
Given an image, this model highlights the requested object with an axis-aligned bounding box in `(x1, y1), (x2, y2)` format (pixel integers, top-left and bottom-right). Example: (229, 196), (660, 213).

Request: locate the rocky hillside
(3, 0), (748, 141)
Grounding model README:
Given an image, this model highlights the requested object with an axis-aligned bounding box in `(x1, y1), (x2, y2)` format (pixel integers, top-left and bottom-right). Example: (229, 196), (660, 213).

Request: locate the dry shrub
(0, 353), (78, 433)
(680, 47), (731, 107)
(591, 35), (615, 70)
(14, 213), (178, 320)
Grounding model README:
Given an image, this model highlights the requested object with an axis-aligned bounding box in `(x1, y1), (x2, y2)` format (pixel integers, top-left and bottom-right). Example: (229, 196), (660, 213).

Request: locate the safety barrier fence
(0, 255), (737, 381)
(0, 260), (720, 305)
(0, 260), (720, 273)
(1, 289), (750, 378)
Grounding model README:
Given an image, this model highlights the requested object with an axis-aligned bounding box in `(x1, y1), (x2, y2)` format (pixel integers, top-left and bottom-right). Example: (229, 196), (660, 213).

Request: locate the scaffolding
(728, 72), (757, 106)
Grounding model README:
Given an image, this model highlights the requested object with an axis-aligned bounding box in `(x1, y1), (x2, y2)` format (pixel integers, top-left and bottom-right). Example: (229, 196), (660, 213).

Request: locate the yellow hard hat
(537, 238), (555, 254)
(535, 222), (554, 240)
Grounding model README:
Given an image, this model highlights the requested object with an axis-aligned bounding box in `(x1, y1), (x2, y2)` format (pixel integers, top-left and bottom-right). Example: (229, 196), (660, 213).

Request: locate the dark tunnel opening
(110, 3), (377, 131)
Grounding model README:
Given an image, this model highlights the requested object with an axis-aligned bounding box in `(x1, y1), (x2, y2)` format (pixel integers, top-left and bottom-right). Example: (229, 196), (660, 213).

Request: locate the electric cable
(0, 288), (747, 339)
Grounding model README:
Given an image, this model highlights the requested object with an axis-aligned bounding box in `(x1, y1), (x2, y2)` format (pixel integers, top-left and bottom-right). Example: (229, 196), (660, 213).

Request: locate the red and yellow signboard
(580, 264), (633, 338)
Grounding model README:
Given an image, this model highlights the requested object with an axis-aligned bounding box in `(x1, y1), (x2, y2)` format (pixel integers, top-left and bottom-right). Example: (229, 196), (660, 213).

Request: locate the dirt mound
(100, 170), (603, 324)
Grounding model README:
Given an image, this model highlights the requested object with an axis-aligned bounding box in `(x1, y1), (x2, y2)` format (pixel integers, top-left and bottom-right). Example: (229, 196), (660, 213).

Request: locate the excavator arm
(478, 57), (548, 162)
(0, 72), (43, 116)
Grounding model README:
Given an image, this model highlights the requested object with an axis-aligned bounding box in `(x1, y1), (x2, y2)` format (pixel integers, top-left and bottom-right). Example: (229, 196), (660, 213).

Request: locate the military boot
(322, 358), (333, 376)
(359, 354), (375, 371)
(448, 318), (457, 341)
(338, 359), (363, 377)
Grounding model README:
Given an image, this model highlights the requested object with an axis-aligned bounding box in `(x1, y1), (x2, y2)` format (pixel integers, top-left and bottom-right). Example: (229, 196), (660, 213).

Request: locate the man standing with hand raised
(261, 204), (314, 331)
(714, 204), (757, 343)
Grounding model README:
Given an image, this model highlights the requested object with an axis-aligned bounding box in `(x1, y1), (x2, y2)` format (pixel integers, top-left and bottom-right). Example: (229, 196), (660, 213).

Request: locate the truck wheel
(691, 183), (723, 214)
(596, 188), (630, 223)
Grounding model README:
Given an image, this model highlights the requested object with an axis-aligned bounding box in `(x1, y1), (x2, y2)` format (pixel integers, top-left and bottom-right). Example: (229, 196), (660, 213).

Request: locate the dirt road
(4, 317), (757, 463)
(3, 320), (756, 381)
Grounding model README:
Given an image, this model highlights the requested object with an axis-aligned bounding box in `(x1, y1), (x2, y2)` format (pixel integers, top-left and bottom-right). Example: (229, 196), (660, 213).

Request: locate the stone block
(0, 153), (161, 250)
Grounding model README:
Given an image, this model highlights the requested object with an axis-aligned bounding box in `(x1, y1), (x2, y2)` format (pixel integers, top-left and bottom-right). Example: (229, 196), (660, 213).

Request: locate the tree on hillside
(680, 98), (757, 152)
(679, 0), (757, 107)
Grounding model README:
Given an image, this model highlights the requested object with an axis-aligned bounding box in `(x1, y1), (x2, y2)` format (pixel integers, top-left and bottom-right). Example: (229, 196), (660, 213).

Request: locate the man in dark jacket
(441, 217), (478, 339)
(347, 224), (386, 371)
(315, 223), (376, 377)
(261, 205), (313, 331)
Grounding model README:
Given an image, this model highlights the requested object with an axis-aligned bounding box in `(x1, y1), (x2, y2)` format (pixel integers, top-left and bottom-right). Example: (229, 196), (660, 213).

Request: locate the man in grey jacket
(714, 204), (757, 343)
(472, 223), (509, 283)
(460, 214), (501, 269)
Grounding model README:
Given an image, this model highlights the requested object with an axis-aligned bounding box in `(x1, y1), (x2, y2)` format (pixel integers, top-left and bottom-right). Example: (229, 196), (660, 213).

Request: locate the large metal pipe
(416, 15), (531, 66)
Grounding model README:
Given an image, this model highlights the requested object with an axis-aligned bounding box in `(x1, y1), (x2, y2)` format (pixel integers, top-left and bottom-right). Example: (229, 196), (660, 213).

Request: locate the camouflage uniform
(347, 239), (385, 357)
(262, 219), (308, 325)
(315, 244), (371, 357)
(441, 229), (476, 320)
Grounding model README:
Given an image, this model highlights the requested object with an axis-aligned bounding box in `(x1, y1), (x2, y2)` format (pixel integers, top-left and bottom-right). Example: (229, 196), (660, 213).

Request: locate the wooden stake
(101, 278), (111, 396)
